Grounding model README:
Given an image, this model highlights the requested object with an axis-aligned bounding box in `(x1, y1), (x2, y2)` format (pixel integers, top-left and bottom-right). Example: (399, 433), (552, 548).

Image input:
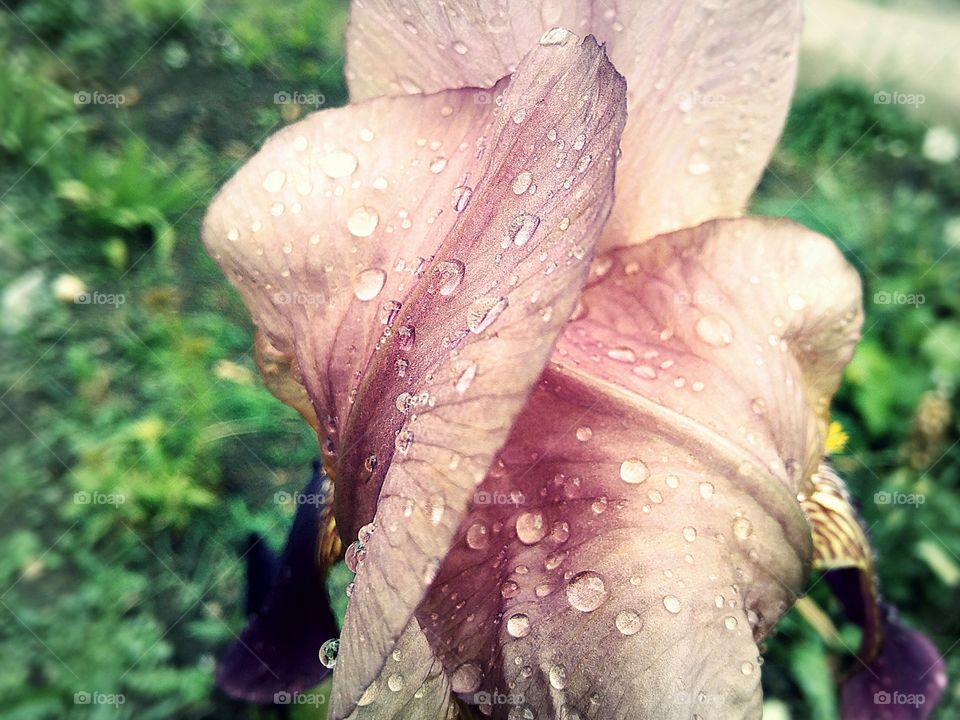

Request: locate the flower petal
(410, 217), (863, 718)
(216, 466), (338, 703)
(346, 619), (457, 719)
(346, 0), (802, 246)
(203, 34), (627, 719)
(802, 464), (947, 719)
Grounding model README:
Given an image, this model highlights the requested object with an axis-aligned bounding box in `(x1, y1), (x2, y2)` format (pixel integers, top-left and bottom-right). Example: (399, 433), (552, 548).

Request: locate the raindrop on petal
(566, 571), (608, 612)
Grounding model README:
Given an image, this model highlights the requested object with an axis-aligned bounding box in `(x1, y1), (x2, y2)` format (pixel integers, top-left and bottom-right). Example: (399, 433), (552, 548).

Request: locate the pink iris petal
(346, 0), (802, 247)
(203, 32), (628, 719)
(407, 218), (863, 719)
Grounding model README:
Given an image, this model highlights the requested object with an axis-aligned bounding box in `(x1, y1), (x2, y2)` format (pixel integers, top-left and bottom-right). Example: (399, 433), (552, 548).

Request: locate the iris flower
(203, 2), (947, 718)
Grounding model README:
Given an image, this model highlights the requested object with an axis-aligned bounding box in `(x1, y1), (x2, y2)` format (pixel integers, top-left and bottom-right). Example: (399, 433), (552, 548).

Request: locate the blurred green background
(0, 1), (956, 718)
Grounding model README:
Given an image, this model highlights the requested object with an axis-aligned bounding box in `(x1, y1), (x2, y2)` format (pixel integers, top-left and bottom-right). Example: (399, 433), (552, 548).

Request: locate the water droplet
(539, 27), (575, 46)
(506, 613), (531, 638)
(468, 296), (508, 334)
(320, 149), (358, 178)
(319, 638), (340, 668)
(576, 154), (593, 172)
(662, 595), (682, 614)
(695, 314), (734, 347)
(683, 526), (698, 542)
(387, 673), (405, 691)
(500, 580), (520, 599)
(566, 571), (608, 612)
(456, 363), (478, 394)
(512, 170), (533, 195)
(549, 664), (568, 689)
(615, 610), (643, 636)
(429, 157), (447, 173)
(516, 512), (547, 545)
(733, 517), (753, 540)
(451, 662), (483, 693)
(353, 268), (386, 301)
(466, 522), (489, 549)
(262, 170), (286, 193)
(619, 458), (649, 484)
(607, 347), (636, 363)
(453, 185), (473, 211)
(740, 661), (754, 675)
(787, 293), (807, 311)
(687, 151), (711, 175)
(508, 212), (540, 246)
(724, 616), (738, 630)
(452, 40), (468, 54)
(750, 398), (767, 415)
(345, 540), (366, 572)
(397, 325), (415, 350)
(665, 474), (680, 489)
(347, 206), (380, 237)
(575, 426), (593, 442)
(699, 482), (715, 499)
(434, 259), (465, 295)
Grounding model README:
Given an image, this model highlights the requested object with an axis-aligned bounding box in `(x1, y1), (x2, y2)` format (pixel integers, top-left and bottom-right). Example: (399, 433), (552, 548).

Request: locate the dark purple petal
(216, 465), (338, 704)
(840, 605), (947, 720)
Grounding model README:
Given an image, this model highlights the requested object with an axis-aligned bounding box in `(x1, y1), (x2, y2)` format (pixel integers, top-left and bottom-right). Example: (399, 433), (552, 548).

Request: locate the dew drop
(724, 616), (738, 630)
(539, 27), (575, 46)
(683, 526), (698, 542)
(453, 185), (473, 211)
(353, 268), (386, 301)
(452, 40), (468, 54)
(575, 426), (593, 442)
(566, 571), (608, 612)
(451, 663), (483, 693)
(733, 517), (753, 540)
(549, 665), (568, 690)
(695, 314), (734, 347)
(434, 259), (465, 295)
(615, 610), (643, 636)
(662, 595), (682, 614)
(512, 170), (533, 195)
(429, 157), (448, 173)
(508, 212), (541, 246)
(262, 170), (286, 193)
(619, 458), (650, 484)
(347, 206), (380, 237)
(319, 638), (340, 668)
(468, 296), (508, 334)
(607, 347), (637, 363)
(506, 613), (531, 638)
(699, 482), (715, 499)
(466, 522), (489, 549)
(456, 363), (478, 394)
(516, 512), (547, 545)
(320, 149), (358, 178)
